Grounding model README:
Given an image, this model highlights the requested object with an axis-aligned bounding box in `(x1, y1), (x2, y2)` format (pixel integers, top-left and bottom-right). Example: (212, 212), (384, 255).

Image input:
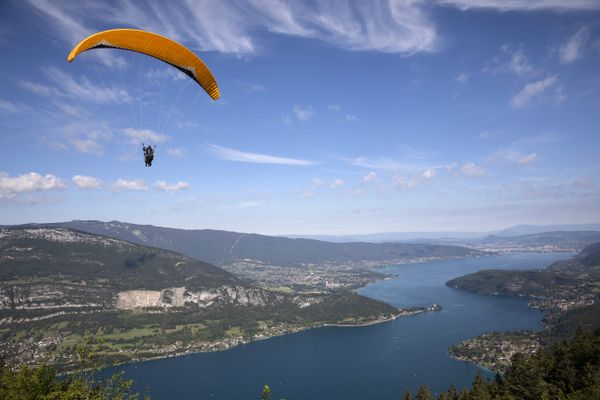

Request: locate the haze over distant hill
(288, 223), (600, 243)
(475, 231), (600, 251)
(23, 220), (484, 267)
(495, 223), (600, 237)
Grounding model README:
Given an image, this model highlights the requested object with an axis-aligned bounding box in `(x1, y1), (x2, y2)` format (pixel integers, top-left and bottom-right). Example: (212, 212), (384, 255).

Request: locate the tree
(262, 384), (271, 400)
(415, 384), (434, 400)
(0, 337), (147, 400)
(471, 371), (492, 400)
(403, 389), (413, 400)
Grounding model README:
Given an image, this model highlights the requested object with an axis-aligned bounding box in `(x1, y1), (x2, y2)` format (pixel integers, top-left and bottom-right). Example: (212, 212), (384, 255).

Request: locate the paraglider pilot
(143, 143), (155, 167)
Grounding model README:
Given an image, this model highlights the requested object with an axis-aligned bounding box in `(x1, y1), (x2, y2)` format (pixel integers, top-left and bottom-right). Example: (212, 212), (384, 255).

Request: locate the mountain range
(20, 220), (483, 266)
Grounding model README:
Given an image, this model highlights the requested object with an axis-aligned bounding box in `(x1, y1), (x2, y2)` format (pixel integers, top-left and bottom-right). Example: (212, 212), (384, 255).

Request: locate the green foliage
(261, 384), (271, 400)
(407, 328), (600, 400)
(0, 338), (148, 400)
(415, 384), (435, 400)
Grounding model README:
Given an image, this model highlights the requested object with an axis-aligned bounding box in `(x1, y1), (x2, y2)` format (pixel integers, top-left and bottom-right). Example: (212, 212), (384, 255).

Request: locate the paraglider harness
(143, 144), (155, 167)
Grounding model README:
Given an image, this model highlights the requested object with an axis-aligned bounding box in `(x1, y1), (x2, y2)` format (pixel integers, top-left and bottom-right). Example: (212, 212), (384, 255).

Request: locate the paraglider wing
(68, 29), (220, 100)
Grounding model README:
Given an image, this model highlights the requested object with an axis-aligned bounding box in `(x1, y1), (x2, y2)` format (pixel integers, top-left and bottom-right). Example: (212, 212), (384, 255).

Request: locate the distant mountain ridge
(287, 223), (600, 243)
(21, 220), (484, 266)
(479, 231), (600, 247)
(495, 223), (600, 237)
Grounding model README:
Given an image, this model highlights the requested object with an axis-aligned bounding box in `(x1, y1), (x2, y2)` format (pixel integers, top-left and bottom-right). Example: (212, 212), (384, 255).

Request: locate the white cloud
(145, 68), (187, 82)
(455, 72), (469, 84)
(330, 179), (344, 189)
(154, 180), (189, 193)
(113, 179), (148, 191)
(208, 144), (317, 166)
(25, 0), (600, 63)
(72, 175), (101, 189)
(484, 46), (538, 77)
(293, 105), (314, 121)
(438, 0), (600, 11)
(328, 104), (342, 111)
(445, 162), (458, 173)
(422, 168), (436, 180)
(560, 28), (590, 64)
(392, 174), (406, 186)
(362, 172), (377, 184)
(312, 178), (324, 188)
(461, 163), (486, 177)
(511, 75), (558, 109)
(25, 0), (439, 56)
(0, 172), (66, 199)
(248, 0), (438, 54)
(506, 48), (536, 77)
(123, 128), (171, 144)
(517, 153), (538, 165)
(345, 114), (357, 122)
(479, 131), (491, 139)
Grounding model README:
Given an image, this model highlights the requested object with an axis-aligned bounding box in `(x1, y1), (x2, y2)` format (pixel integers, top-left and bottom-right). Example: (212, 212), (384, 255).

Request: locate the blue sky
(1, 0), (599, 235)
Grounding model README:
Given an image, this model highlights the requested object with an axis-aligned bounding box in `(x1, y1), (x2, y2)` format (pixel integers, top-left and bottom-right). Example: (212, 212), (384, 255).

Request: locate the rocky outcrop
(115, 285), (324, 310)
(115, 285), (285, 309)
(0, 283), (113, 310)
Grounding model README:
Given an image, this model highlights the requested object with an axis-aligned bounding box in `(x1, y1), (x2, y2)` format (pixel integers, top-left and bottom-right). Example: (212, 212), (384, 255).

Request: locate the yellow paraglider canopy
(68, 28), (220, 100)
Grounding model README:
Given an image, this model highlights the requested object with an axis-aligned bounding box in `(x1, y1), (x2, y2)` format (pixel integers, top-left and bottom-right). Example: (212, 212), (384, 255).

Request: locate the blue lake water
(102, 252), (573, 399)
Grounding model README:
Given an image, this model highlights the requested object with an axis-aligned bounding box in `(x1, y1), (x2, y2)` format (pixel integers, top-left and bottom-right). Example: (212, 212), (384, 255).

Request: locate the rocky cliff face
(115, 285), (323, 310)
(0, 283), (113, 311)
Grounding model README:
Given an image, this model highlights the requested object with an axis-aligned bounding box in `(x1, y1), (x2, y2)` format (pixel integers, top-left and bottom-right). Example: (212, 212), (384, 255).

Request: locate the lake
(102, 252), (572, 399)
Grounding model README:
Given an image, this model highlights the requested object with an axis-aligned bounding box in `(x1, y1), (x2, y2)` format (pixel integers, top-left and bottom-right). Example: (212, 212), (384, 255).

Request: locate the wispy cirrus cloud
(208, 144), (317, 166)
(0, 99), (29, 115)
(559, 28), (590, 64)
(24, 0), (600, 62)
(0, 171), (66, 200)
(24, 0), (438, 56)
(438, 0), (600, 11)
(22, 67), (131, 104)
(511, 75), (558, 109)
